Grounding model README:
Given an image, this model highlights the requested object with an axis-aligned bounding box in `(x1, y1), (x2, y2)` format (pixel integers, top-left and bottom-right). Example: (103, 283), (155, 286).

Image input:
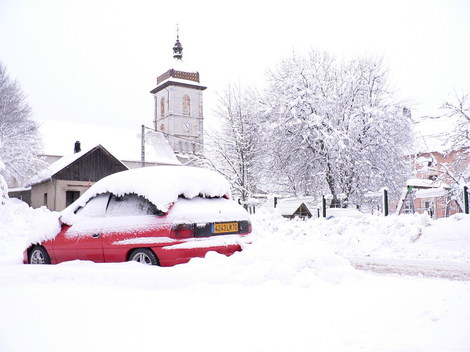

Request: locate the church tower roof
(150, 27), (206, 94)
(172, 25), (183, 61)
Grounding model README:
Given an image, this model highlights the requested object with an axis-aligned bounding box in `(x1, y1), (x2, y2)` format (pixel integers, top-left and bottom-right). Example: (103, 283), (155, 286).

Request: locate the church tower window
(182, 95), (190, 116)
(160, 97), (166, 117)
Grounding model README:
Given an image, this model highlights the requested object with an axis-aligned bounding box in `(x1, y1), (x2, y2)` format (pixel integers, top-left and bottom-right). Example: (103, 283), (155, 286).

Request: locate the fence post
(383, 188), (389, 216)
(141, 125), (145, 167)
(464, 186), (469, 215)
(322, 195), (327, 218)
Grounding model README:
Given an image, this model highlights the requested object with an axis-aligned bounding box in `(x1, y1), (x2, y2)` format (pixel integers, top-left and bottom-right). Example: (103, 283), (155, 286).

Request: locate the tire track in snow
(349, 257), (470, 281)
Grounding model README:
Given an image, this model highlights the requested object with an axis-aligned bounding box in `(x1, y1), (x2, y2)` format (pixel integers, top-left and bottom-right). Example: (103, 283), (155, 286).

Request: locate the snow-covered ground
(1, 199), (470, 352)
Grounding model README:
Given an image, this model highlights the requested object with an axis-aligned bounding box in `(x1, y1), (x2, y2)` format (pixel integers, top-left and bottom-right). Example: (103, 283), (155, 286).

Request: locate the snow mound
(61, 166), (232, 225)
(261, 210), (470, 264)
(1, 199), (469, 284)
(0, 199), (61, 263)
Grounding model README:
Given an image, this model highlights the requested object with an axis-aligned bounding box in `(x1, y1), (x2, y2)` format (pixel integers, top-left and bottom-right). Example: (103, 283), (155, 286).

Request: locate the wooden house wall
(54, 148), (128, 182)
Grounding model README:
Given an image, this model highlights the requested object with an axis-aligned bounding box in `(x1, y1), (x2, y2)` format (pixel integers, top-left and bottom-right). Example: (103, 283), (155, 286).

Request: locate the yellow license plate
(213, 222), (239, 234)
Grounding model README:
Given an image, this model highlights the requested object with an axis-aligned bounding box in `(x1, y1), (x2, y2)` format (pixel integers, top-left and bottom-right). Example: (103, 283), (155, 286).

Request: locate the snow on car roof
(61, 166), (232, 225)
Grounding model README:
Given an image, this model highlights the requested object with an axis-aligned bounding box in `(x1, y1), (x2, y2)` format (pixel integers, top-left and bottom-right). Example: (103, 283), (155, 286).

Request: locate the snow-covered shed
(275, 199), (313, 219)
(24, 144), (128, 211)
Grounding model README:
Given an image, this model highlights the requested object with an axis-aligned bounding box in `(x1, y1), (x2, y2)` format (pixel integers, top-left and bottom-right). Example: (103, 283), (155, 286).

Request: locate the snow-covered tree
(441, 92), (470, 152)
(206, 84), (262, 202)
(0, 62), (45, 204)
(439, 92), (470, 204)
(260, 51), (413, 206)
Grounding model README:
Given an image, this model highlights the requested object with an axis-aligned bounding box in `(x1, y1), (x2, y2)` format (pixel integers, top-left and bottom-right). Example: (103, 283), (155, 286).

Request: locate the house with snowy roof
(16, 144), (129, 211)
(396, 116), (469, 218)
(396, 149), (468, 218)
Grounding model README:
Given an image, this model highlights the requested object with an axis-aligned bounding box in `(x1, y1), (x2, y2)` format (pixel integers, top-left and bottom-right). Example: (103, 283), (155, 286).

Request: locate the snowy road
(349, 257), (470, 281)
(2, 203), (470, 352)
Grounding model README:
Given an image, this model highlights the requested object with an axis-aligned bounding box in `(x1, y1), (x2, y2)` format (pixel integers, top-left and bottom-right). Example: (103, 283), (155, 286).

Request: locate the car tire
(129, 249), (159, 265)
(29, 246), (51, 264)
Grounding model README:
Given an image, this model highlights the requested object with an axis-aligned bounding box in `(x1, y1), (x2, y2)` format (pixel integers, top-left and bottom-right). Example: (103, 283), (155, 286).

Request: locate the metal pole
(141, 125), (145, 168)
(322, 195), (327, 218)
(464, 186), (469, 215)
(383, 188), (389, 216)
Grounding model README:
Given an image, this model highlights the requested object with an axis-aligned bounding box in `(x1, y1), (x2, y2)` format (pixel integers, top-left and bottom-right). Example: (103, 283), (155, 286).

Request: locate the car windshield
(106, 193), (164, 217)
(74, 193), (109, 218)
(75, 193), (164, 218)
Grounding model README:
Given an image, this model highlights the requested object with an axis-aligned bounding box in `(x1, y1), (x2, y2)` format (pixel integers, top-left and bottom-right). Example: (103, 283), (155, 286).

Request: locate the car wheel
(29, 246), (51, 264)
(129, 249), (159, 265)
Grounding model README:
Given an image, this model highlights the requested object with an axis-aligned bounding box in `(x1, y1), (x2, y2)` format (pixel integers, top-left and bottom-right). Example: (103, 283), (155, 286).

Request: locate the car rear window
(168, 196), (250, 223)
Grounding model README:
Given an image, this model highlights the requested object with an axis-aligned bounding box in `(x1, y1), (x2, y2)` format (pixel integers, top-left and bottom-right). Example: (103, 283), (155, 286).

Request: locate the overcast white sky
(1, 0), (469, 133)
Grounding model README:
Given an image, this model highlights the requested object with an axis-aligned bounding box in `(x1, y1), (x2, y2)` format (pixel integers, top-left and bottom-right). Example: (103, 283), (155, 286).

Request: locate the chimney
(74, 141), (81, 153)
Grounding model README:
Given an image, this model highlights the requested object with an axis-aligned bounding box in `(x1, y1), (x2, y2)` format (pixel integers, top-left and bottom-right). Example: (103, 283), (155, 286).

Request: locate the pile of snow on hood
(61, 166), (232, 225)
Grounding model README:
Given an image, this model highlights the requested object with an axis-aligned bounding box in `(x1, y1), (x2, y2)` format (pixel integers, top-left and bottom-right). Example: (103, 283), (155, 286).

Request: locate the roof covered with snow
(26, 145), (127, 187)
(37, 120), (181, 165)
(413, 117), (455, 153)
(61, 166), (232, 224)
(407, 178), (450, 189)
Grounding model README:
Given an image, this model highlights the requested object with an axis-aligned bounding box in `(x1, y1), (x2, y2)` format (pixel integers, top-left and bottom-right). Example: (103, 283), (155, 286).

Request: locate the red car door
(52, 220), (105, 263)
(51, 193), (110, 263)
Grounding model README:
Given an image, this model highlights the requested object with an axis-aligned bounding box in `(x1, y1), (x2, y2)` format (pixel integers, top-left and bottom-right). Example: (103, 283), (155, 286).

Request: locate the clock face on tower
(182, 121), (191, 133)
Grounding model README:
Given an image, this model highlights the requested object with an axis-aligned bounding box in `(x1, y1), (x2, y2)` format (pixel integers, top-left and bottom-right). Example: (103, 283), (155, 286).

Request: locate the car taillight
(170, 223), (195, 239)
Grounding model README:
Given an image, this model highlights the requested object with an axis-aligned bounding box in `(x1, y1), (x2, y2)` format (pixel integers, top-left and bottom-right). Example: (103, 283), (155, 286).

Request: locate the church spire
(172, 24), (183, 61)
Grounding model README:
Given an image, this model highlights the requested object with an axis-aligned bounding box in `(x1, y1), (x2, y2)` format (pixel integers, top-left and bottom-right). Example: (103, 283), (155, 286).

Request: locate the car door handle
(92, 233), (101, 239)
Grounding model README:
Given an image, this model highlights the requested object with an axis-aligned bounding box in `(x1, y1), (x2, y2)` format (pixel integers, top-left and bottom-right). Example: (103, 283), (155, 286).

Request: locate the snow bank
(0, 199), (61, 263)
(3, 197), (470, 283)
(61, 166), (232, 224)
(260, 210), (470, 264)
(2, 198), (469, 269)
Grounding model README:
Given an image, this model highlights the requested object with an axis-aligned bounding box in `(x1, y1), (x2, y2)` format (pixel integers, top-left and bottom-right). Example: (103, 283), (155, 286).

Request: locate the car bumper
(23, 249), (29, 264)
(155, 234), (249, 266)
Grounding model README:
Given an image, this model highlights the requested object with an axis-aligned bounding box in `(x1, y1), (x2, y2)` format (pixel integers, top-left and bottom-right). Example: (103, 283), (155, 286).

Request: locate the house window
(66, 191), (80, 207)
(182, 95), (190, 116)
(43, 193), (48, 206)
(160, 97), (166, 117)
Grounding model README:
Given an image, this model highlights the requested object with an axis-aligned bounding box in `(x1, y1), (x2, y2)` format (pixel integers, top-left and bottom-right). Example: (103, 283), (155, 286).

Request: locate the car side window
(74, 193), (111, 218)
(106, 193), (164, 217)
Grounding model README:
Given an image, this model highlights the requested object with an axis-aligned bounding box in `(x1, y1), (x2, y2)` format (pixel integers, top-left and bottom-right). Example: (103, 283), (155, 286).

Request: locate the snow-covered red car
(24, 166), (252, 266)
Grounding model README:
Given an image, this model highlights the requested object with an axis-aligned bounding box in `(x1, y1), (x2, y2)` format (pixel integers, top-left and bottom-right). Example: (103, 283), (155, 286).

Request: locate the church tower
(150, 30), (206, 159)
